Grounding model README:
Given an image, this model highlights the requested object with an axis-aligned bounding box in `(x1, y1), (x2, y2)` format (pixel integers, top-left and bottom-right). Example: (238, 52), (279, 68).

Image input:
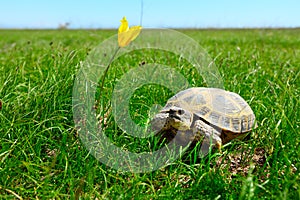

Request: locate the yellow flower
(118, 16), (142, 47)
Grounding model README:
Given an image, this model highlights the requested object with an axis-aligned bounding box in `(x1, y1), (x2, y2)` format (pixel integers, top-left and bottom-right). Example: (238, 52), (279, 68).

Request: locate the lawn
(0, 28), (299, 199)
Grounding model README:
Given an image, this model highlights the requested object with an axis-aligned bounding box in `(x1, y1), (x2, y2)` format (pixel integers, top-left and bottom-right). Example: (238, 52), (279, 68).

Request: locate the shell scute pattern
(165, 87), (255, 133)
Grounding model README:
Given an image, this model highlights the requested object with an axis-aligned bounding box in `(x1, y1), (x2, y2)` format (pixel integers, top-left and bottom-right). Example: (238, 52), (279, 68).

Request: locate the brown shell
(164, 87), (256, 133)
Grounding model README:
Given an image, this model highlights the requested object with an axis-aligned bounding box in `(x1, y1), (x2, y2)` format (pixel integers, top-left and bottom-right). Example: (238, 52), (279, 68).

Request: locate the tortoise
(151, 87), (256, 157)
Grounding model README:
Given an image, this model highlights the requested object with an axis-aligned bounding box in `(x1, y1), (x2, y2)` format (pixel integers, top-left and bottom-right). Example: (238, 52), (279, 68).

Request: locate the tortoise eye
(167, 109), (185, 115)
(178, 109), (185, 115)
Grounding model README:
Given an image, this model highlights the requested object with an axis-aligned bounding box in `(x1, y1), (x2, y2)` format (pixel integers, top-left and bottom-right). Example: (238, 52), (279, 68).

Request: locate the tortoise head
(151, 106), (193, 132)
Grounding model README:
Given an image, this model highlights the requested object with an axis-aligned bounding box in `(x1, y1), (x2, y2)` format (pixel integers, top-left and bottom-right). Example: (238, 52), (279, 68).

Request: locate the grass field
(0, 29), (299, 199)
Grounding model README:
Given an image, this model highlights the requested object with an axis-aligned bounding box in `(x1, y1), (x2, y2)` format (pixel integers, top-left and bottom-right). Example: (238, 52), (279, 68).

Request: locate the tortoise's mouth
(169, 118), (190, 131)
(170, 115), (181, 120)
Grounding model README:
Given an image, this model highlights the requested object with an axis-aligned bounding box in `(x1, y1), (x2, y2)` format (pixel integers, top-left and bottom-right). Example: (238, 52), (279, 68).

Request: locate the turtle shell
(163, 87), (255, 133)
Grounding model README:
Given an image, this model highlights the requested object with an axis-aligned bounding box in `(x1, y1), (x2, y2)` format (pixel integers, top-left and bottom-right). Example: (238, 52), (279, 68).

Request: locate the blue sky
(1, 0), (299, 29)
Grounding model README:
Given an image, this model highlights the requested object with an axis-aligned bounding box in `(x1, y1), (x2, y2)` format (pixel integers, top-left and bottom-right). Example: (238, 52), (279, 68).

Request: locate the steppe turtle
(151, 87), (256, 156)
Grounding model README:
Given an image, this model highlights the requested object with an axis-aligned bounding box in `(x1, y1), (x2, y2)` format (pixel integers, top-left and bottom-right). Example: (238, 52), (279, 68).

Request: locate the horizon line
(1, 26), (300, 31)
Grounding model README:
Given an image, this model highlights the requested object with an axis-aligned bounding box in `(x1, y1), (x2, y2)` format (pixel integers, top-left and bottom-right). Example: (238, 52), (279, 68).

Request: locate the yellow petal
(118, 25), (142, 47)
(127, 26), (142, 41)
(118, 16), (129, 33)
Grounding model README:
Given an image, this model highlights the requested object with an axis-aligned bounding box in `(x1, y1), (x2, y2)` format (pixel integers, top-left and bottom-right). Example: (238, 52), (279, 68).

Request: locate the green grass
(0, 29), (299, 199)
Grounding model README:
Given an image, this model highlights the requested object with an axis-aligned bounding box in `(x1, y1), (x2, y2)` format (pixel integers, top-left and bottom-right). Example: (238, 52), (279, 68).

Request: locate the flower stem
(96, 46), (121, 110)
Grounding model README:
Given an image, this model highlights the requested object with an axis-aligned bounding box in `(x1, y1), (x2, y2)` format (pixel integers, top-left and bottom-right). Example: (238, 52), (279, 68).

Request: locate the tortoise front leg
(192, 120), (222, 157)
